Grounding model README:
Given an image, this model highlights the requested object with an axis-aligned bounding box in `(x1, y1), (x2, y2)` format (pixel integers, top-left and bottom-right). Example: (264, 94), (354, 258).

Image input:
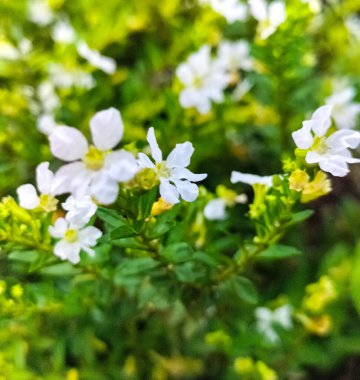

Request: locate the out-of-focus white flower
(48, 63), (95, 89)
(37, 114), (59, 135)
(0, 38), (32, 60)
(77, 42), (116, 75)
(325, 86), (360, 130)
(62, 195), (97, 228)
(37, 81), (60, 113)
(232, 79), (253, 101)
(346, 15), (360, 40)
(176, 45), (230, 114)
(301, 0), (321, 13)
(249, 0), (286, 39)
(204, 185), (247, 220)
(52, 19), (76, 44)
(255, 305), (293, 343)
(49, 217), (102, 264)
(292, 105), (360, 177)
(216, 40), (253, 72)
(28, 0), (54, 26)
(231, 171), (274, 186)
(202, 0), (248, 23)
(49, 107), (139, 204)
(17, 162), (64, 212)
(138, 127), (207, 204)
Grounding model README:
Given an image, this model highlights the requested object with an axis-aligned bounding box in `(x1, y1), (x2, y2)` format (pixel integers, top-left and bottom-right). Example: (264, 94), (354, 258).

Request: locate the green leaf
(8, 250), (39, 263)
(259, 244), (301, 261)
(110, 225), (138, 240)
(350, 242), (360, 315)
(40, 262), (81, 276)
(174, 262), (204, 283)
(285, 210), (313, 227)
(160, 242), (193, 264)
(219, 276), (258, 304)
(114, 257), (160, 282)
(97, 207), (127, 229)
(138, 187), (158, 219)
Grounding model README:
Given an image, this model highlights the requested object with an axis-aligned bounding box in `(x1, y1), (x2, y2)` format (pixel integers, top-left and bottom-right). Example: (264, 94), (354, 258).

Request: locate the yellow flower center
(39, 194), (58, 212)
(311, 136), (328, 154)
(83, 146), (105, 171)
(156, 161), (170, 179)
(64, 229), (78, 243)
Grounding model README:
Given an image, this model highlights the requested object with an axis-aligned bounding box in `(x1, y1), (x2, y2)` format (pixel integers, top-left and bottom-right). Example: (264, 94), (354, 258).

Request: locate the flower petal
(105, 150), (139, 182)
(170, 167), (207, 182)
(90, 107), (124, 150)
(326, 129), (360, 151)
(166, 142), (194, 168)
(17, 184), (40, 210)
(230, 171), (273, 186)
(159, 179), (180, 204)
(172, 179), (199, 202)
(49, 217), (69, 238)
(310, 105), (332, 136)
(52, 162), (89, 195)
(54, 240), (81, 264)
(292, 122), (313, 150)
(63, 195), (97, 228)
(147, 127), (162, 163)
(137, 152), (156, 169)
(204, 198), (227, 220)
(36, 162), (54, 195)
(78, 226), (102, 247)
(90, 172), (119, 205)
(49, 126), (88, 161)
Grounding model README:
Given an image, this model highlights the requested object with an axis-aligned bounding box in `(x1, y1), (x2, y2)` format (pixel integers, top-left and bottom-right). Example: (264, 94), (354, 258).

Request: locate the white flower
(62, 195), (97, 228)
(301, 0), (321, 13)
(28, 0), (54, 26)
(37, 114), (59, 135)
(325, 86), (360, 130)
(292, 105), (360, 177)
(215, 40), (253, 72)
(138, 127), (207, 204)
(176, 45), (230, 114)
(203, 0), (248, 23)
(37, 81), (60, 113)
(49, 218), (102, 264)
(49, 107), (139, 204)
(77, 42), (116, 75)
(52, 19), (76, 44)
(204, 198), (227, 220)
(346, 15), (360, 40)
(232, 79), (253, 101)
(17, 162), (64, 212)
(48, 63), (95, 89)
(231, 171), (274, 186)
(255, 305), (293, 343)
(249, 0), (286, 39)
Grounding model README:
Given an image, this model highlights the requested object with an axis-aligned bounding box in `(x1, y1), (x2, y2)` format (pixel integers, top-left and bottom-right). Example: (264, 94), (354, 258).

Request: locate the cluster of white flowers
(292, 105), (360, 177)
(17, 108), (206, 264)
(176, 41), (253, 114)
(200, 0), (286, 39)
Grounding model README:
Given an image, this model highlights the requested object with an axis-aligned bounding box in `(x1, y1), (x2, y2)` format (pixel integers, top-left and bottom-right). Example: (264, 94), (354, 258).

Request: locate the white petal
(305, 150), (323, 164)
(204, 198), (227, 220)
(172, 179), (199, 202)
(137, 153), (156, 169)
(17, 184), (40, 210)
(78, 226), (102, 247)
(90, 107), (124, 150)
(49, 126), (89, 161)
(249, 0), (267, 21)
(36, 162), (54, 195)
(170, 167), (207, 182)
(49, 217), (69, 238)
(269, 1), (286, 27)
(326, 129), (360, 151)
(311, 105), (332, 136)
(230, 171), (273, 186)
(176, 64), (194, 86)
(159, 180), (180, 204)
(37, 114), (57, 135)
(147, 127), (162, 163)
(52, 162), (89, 195)
(63, 195), (97, 228)
(166, 142), (194, 168)
(105, 150), (139, 182)
(90, 172), (119, 205)
(54, 240), (81, 264)
(318, 156), (349, 177)
(292, 122), (313, 149)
